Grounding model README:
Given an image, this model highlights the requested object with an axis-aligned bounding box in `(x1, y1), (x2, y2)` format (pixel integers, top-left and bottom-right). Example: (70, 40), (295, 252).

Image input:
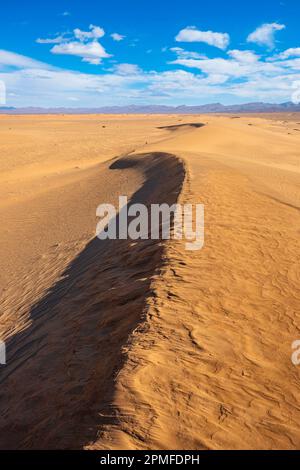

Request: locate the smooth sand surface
(0, 113), (299, 449)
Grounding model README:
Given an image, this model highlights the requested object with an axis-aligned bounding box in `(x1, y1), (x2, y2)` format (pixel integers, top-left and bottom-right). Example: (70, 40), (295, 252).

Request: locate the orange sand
(0, 114), (300, 449)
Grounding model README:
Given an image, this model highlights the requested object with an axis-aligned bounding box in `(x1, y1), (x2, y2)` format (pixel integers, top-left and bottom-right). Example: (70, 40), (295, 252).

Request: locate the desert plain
(0, 113), (300, 449)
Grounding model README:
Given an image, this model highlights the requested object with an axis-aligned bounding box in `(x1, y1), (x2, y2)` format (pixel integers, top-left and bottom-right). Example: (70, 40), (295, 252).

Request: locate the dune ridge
(92, 117), (300, 450)
(0, 150), (185, 449)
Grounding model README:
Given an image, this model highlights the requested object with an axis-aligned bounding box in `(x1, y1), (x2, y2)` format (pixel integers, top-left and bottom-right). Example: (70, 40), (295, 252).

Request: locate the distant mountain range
(1, 102), (300, 114)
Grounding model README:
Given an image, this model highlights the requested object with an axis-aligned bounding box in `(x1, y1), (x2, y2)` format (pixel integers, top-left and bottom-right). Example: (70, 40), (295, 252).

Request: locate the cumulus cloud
(170, 47), (280, 78)
(37, 25), (107, 47)
(51, 41), (111, 65)
(37, 24), (111, 65)
(111, 33), (126, 41)
(175, 26), (230, 50)
(74, 25), (105, 42)
(247, 23), (285, 49)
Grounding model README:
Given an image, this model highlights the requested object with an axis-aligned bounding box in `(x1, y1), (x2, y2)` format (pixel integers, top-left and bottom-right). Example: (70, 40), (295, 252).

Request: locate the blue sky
(1, 0), (300, 107)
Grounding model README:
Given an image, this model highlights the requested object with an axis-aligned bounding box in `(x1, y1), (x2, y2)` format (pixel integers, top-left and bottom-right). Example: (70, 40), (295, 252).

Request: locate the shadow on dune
(157, 123), (205, 131)
(0, 152), (185, 449)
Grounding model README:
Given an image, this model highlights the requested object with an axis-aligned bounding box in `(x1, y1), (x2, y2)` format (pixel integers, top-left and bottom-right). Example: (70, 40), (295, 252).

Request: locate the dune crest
(92, 116), (300, 450)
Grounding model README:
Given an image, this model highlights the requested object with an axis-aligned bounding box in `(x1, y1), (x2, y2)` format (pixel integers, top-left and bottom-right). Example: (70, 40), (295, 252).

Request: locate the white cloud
(0, 64), (294, 106)
(165, 43), (300, 103)
(279, 58), (300, 70)
(0, 49), (53, 70)
(170, 48), (279, 78)
(175, 26), (230, 50)
(170, 57), (239, 76)
(2, 35), (300, 108)
(247, 23), (285, 49)
(37, 24), (111, 65)
(277, 47), (300, 59)
(227, 49), (259, 63)
(74, 25), (105, 42)
(113, 63), (141, 75)
(0, 79), (6, 104)
(111, 33), (126, 41)
(51, 41), (111, 65)
(61, 11), (70, 17)
(36, 35), (66, 44)
(170, 47), (207, 59)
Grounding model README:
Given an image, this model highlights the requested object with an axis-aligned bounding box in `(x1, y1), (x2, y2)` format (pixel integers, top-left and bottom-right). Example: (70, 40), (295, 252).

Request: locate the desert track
(0, 114), (300, 449)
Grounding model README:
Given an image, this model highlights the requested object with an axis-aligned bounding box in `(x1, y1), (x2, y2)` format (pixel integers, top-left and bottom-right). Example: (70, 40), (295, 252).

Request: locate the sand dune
(0, 114), (300, 449)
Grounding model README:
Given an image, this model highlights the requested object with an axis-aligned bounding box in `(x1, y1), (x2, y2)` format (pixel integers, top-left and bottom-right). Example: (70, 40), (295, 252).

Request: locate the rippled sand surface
(0, 113), (300, 449)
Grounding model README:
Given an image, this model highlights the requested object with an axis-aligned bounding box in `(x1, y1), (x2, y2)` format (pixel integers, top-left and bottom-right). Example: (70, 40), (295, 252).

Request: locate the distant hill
(1, 102), (300, 114)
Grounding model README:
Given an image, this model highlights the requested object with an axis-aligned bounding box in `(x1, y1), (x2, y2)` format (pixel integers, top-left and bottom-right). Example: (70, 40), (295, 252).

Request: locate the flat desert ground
(0, 113), (300, 449)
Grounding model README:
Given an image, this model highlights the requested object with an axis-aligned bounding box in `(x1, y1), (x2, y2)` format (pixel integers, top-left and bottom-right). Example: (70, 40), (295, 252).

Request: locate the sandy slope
(0, 114), (300, 449)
